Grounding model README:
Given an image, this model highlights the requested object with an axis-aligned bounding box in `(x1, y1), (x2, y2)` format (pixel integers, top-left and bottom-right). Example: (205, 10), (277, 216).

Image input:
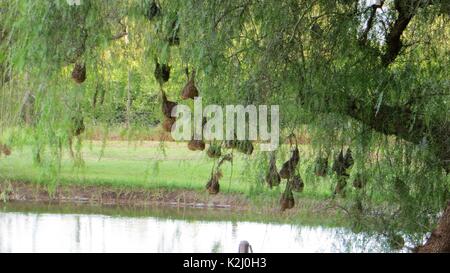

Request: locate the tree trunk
(416, 201), (450, 253)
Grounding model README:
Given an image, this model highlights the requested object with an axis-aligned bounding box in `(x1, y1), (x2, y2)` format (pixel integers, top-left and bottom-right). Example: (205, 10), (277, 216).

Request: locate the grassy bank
(0, 141), (334, 200)
(0, 140), (350, 227)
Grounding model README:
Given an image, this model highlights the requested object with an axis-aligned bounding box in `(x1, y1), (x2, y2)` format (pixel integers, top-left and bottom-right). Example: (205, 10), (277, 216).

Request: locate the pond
(0, 202), (386, 253)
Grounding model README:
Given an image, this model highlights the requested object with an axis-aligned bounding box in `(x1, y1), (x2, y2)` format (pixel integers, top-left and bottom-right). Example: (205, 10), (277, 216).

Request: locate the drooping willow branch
(297, 86), (449, 172)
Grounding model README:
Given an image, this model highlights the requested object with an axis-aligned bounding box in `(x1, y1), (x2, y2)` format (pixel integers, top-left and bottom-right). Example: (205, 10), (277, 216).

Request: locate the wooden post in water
(238, 240), (253, 253)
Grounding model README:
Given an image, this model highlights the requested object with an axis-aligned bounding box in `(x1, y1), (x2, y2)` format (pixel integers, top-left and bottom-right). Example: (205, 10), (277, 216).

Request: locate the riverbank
(0, 141), (332, 197)
(0, 141), (346, 225)
(1, 180), (248, 209)
(0, 180), (343, 227)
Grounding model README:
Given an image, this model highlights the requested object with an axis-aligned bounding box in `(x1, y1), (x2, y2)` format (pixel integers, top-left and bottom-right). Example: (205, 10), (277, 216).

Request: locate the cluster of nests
(205, 154), (233, 194)
(202, 138), (255, 194)
(202, 139), (253, 195)
(157, 60), (198, 134)
(265, 135), (303, 212)
(154, 59), (256, 195)
(158, 63), (362, 211)
(330, 148), (362, 196)
(154, 54), (361, 212)
(155, 58), (254, 155)
(155, 60), (254, 195)
(313, 147), (359, 194)
(265, 136), (364, 212)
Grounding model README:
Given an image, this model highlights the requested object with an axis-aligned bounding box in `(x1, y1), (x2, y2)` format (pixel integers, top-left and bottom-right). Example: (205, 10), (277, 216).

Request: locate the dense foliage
(1, 0), (449, 249)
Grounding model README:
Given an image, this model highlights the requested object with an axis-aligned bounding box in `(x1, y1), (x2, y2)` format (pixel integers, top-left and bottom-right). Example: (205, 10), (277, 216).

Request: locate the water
(0, 202), (383, 253)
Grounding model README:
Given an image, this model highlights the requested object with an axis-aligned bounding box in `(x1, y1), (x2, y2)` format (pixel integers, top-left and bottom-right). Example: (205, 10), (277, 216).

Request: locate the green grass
(0, 141), (335, 200)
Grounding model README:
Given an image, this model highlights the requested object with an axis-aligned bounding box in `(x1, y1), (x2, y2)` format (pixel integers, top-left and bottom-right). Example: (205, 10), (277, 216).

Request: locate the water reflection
(0, 203), (386, 253)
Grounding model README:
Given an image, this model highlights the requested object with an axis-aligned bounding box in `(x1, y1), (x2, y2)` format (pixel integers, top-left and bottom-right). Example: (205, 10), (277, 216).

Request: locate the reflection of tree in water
(334, 229), (392, 253)
(31, 214), (41, 253)
(231, 222), (237, 240)
(75, 216), (81, 244)
(2, 215), (14, 252)
(174, 223), (182, 241)
(168, 221), (182, 252)
(289, 225), (388, 252)
(211, 241), (222, 253)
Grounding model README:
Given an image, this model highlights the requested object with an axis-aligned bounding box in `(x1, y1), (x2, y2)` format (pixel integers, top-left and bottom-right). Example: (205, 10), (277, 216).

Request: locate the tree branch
(381, 0), (436, 66)
(381, 1), (414, 66)
(302, 91), (449, 171)
(359, 0), (384, 46)
(345, 96), (449, 171)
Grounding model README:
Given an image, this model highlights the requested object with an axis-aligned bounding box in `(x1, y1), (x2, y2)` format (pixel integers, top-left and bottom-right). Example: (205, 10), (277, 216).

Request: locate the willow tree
(0, 0), (449, 252)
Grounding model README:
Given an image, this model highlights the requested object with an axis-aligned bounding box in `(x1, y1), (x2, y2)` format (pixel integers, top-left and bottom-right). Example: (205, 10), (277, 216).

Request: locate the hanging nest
(71, 115), (85, 137)
(266, 152), (280, 188)
(314, 156), (328, 177)
(145, 1), (161, 21)
(206, 170), (222, 194)
(332, 149), (347, 176)
(161, 90), (177, 118)
(154, 60), (171, 85)
(344, 148), (354, 169)
(181, 69), (198, 100)
(188, 137), (205, 151)
(290, 175), (304, 193)
(162, 117), (176, 132)
(280, 183), (295, 212)
(71, 63), (86, 84)
(207, 143), (222, 158)
(279, 146), (300, 179)
(0, 143), (11, 156)
(236, 140), (254, 155)
(352, 173), (366, 189)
